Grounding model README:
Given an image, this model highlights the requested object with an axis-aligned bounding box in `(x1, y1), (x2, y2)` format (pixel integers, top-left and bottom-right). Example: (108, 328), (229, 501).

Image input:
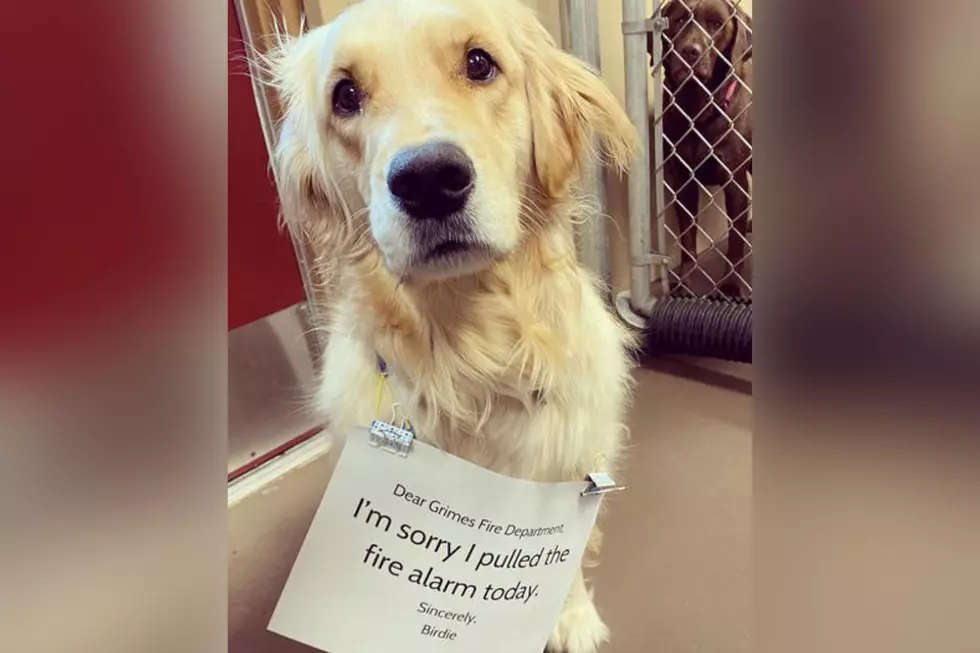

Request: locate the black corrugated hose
(646, 296), (752, 363)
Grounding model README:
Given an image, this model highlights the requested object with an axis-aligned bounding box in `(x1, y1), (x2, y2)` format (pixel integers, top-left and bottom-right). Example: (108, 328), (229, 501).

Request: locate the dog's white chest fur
(314, 265), (632, 485)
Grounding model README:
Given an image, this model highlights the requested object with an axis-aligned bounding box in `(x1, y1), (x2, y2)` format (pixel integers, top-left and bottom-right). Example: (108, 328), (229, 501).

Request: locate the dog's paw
(545, 598), (609, 653)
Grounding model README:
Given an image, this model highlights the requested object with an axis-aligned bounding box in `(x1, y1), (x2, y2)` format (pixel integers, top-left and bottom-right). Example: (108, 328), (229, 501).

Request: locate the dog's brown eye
(332, 79), (362, 116)
(465, 48), (497, 82)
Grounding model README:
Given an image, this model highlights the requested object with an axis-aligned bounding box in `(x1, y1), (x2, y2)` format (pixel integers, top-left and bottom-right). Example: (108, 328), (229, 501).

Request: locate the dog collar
(375, 355), (416, 432)
(377, 356), (547, 408)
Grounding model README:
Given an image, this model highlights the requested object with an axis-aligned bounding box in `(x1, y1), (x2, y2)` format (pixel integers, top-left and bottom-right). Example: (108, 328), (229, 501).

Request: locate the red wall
(0, 2), (201, 356)
(228, 3), (306, 331)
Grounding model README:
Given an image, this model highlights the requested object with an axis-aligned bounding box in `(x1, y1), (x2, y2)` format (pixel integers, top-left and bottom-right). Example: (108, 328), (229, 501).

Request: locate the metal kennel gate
(609, 0), (752, 362)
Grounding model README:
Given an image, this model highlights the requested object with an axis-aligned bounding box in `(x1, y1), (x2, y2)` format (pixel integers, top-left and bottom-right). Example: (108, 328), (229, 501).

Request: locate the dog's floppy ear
(273, 114), (330, 233)
(728, 5), (753, 70)
(520, 18), (637, 199)
(263, 29), (354, 253)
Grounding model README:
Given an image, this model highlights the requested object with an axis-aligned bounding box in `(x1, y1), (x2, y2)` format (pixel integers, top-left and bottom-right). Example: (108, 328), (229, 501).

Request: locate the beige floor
(229, 358), (751, 653)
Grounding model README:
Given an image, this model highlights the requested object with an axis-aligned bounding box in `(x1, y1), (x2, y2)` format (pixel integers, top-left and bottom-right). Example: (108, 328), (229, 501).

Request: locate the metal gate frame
(563, 0), (612, 292)
(617, 0), (659, 325)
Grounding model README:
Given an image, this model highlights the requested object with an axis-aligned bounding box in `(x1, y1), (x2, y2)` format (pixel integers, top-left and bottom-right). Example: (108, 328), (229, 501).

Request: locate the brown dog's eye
(465, 48), (498, 82)
(332, 79), (362, 116)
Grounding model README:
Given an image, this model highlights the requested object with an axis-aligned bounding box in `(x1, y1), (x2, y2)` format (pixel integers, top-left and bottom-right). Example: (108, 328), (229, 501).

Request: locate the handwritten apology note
(268, 426), (605, 653)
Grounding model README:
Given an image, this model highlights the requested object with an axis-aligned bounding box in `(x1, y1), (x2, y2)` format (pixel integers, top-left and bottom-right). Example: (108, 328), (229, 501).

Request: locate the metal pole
(650, 7), (670, 297)
(233, 0), (324, 357)
(622, 0), (654, 317)
(564, 0), (611, 290)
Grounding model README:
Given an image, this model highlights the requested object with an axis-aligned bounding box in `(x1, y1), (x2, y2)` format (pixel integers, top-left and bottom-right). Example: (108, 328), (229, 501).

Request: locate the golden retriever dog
(265, 0), (637, 650)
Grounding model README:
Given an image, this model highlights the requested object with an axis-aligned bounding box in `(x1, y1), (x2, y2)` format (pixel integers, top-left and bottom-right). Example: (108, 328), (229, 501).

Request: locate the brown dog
(648, 0), (752, 296)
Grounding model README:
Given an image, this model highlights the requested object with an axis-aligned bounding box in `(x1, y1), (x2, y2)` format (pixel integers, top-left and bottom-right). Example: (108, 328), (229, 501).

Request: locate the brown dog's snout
(678, 42), (703, 64)
(387, 141), (475, 221)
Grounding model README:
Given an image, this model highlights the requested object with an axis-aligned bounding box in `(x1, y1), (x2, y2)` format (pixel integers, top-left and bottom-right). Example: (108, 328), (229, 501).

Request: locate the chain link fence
(651, 0), (753, 303)
(616, 0), (752, 361)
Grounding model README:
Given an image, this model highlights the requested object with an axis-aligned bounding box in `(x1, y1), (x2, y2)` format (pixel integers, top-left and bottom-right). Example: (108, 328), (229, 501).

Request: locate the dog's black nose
(679, 43), (703, 63)
(387, 142), (475, 220)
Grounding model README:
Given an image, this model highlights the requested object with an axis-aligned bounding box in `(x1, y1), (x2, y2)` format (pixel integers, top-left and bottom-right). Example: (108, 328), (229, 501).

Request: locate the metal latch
(368, 420), (415, 457)
(640, 252), (674, 266)
(621, 17), (669, 35)
(581, 472), (628, 497)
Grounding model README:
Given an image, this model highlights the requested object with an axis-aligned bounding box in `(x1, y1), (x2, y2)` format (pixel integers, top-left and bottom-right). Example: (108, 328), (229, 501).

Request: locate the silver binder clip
(581, 472), (628, 497)
(369, 420), (415, 457)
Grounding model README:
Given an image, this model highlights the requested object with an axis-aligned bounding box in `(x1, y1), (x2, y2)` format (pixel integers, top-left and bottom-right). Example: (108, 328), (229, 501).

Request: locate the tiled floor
(229, 358), (751, 653)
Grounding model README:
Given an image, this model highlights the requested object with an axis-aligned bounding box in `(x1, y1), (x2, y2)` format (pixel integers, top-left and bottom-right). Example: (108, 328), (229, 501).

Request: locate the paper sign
(269, 425), (604, 653)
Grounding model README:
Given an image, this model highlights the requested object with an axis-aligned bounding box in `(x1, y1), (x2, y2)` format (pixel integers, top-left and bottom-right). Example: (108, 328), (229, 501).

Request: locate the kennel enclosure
(567, 0), (753, 363)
